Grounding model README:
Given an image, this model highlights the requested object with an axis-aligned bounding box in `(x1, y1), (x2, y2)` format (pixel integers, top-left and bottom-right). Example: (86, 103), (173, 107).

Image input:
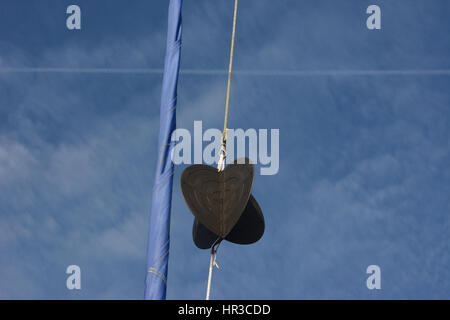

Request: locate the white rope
(205, 253), (214, 300)
(205, 245), (220, 300)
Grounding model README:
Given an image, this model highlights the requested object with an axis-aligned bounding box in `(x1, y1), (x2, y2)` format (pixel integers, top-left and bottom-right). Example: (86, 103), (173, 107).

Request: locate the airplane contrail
(184, 69), (450, 76)
(0, 67), (165, 74)
(0, 67), (450, 76)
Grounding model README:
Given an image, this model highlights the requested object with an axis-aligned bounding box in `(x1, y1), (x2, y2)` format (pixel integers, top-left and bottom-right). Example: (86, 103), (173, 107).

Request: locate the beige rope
(218, 0), (239, 172)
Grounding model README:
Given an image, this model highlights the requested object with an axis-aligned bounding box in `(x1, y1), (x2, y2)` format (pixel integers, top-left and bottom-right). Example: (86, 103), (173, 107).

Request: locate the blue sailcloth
(144, 0), (183, 300)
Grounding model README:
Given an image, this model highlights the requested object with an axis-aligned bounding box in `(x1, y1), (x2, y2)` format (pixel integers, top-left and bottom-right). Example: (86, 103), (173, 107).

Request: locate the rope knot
(217, 142), (227, 172)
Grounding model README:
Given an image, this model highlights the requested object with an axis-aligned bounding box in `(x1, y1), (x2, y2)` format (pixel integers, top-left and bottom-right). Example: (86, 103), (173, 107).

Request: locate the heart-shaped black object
(192, 194), (265, 249)
(180, 159), (254, 238)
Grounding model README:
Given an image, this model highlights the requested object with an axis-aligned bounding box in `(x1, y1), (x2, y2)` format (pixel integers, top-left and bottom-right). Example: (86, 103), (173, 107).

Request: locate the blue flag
(145, 0), (183, 300)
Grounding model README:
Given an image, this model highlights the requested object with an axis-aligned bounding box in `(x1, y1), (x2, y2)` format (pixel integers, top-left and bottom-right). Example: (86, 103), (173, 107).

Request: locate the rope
(206, 0), (239, 300)
(205, 238), (222, 300)
(218, 0), (239, 172)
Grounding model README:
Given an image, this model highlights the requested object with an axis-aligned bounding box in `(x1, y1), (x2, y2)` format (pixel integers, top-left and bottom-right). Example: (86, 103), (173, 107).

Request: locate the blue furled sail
(145, 0), (183, 300)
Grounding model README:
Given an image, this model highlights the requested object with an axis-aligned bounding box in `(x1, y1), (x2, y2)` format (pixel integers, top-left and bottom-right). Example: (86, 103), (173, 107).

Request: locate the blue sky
(0, 0), (449, 299)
